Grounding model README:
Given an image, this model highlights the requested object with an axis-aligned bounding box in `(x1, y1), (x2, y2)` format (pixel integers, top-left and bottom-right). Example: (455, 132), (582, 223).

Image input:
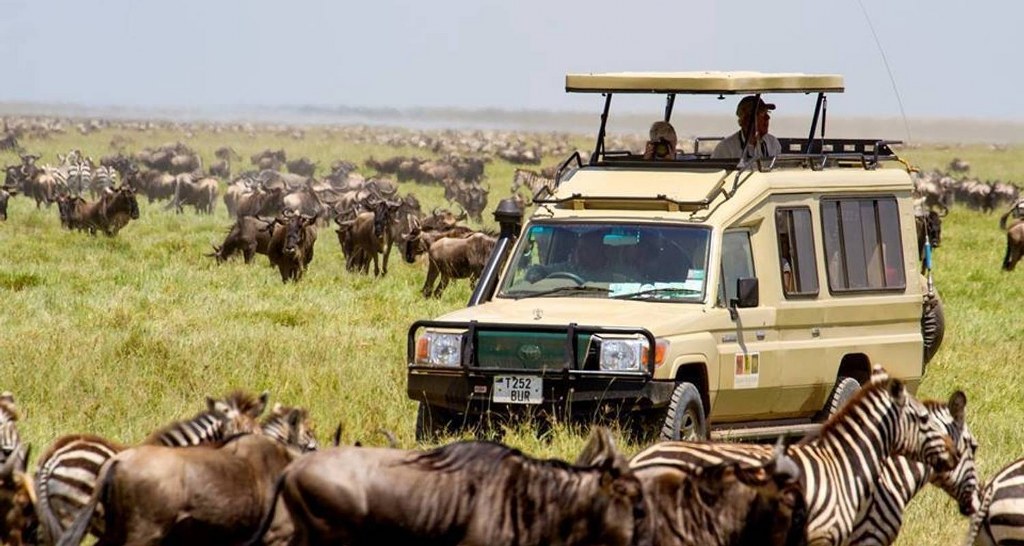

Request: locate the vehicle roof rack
(565, 71), (844, 94)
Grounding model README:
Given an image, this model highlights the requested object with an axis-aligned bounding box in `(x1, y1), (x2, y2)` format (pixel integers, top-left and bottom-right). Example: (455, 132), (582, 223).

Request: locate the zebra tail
(56, 459), (117, 546)
(962, 481), (994, 546)
(242, 471), (287, 546)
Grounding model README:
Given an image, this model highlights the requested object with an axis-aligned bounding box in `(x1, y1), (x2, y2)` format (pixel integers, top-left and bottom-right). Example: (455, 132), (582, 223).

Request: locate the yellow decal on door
(734, 352), (760, 389)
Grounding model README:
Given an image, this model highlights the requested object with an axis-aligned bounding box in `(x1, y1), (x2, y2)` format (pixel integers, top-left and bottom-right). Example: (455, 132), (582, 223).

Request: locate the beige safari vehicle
(407, 71), (942, 442)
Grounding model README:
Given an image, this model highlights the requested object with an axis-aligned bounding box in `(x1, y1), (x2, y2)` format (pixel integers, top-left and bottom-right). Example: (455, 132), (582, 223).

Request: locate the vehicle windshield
(499, 222), (709, 302)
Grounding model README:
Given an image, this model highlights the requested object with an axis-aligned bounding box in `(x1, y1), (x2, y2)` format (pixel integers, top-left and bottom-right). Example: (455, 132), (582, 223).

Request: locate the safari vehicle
(406, 71), (943, 442)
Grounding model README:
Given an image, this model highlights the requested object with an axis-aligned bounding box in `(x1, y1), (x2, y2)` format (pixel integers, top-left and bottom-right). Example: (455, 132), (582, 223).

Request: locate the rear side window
(776, 208), (819, 297)
(821, 197), (905, 292)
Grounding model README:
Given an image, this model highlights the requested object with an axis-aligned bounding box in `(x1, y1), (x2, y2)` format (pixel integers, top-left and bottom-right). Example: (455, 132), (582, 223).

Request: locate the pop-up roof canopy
(565, 71), (845, 95)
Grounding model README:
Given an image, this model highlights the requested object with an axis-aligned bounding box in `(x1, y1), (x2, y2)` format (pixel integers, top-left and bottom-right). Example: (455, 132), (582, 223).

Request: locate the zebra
(0, 392), (21, 465)
(845, 392), (979, 546)
(259, 403), (319, 453)
(510, 167), (556, 200)
(629, 370), (960, 546)
(33, 390), (269, 544)
(88, 166), (118, 198)
(962, 457), (1024, 545)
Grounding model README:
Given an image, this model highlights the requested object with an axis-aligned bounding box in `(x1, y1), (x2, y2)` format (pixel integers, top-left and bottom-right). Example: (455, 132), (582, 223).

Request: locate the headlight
(415, 331), (464, 367)
(596, 336), (668, 372)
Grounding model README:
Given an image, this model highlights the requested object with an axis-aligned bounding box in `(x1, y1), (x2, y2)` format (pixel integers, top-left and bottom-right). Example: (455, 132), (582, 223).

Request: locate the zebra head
(260, 403), (318, 453)
(206, 390), (270, 437)
(925, 391), (980, 516)
(882, 378), (959, 474)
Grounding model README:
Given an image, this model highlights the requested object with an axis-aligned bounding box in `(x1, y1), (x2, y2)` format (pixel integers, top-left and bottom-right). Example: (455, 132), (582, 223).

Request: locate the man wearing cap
(711, 95), (781, 160)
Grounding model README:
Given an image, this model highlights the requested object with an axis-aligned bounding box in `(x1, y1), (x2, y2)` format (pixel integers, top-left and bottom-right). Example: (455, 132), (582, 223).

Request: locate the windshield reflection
(499, 222), (709, 301)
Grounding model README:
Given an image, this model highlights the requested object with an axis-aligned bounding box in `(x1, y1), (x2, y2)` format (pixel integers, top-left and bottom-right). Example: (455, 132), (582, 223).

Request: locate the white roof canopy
(565, 71), (845, 94)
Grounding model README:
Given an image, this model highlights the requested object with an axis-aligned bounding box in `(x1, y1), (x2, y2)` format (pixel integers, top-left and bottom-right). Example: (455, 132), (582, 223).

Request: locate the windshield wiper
(509, 285), (611, 299)
(611, 287), (701, 300)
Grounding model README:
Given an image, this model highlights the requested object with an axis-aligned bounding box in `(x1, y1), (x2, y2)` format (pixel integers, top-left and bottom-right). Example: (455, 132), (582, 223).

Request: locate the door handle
(811, 327), (821, 338)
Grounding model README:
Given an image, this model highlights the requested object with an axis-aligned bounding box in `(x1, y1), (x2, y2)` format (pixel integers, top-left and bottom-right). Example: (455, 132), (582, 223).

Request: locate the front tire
(660, 382), (708, 441)
(822, 376), (861, 419)
(415, 402), (458, 443)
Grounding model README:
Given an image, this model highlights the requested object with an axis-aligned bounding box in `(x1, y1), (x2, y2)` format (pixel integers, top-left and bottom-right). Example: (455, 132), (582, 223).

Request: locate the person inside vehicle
(711, 95), (781, 160)
(643, 121), (678, 160)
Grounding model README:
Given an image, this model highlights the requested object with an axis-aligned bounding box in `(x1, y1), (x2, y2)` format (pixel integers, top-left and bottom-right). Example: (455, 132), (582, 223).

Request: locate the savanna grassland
(1, 124), (1022, 546)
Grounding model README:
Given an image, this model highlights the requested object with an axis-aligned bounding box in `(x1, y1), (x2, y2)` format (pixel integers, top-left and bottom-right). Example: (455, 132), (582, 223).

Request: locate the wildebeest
(267, 213), (318, 282)
(169, 173), (219, 214)
(64, 185), (140, 236)
(286, 157), (317, 177)
(208, 216), (276, 264)
(1002, 219), (1024, 272)
(246, 427), (646, 546)
(914, 204), (944, 270)
(57, 408), (309, 546)
(336, 199), (402, 276)
(0, 444), (35, 546)
(35, 390), (270, 545)
(0, 186), (16, 220)
(620, 444), (807, 546)
(421, 232), (497, 298)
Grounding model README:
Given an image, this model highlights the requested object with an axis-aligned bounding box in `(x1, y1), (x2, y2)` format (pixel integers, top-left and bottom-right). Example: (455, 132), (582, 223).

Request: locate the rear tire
(823, 376), (861, 419)
(922, 292), (946, 369)
(415, 402), (458, 443)
(660, 382), (708, 441)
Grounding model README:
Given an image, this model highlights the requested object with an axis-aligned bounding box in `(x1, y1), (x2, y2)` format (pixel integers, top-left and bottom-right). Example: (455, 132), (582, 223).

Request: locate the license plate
(492, 375), (543, 405)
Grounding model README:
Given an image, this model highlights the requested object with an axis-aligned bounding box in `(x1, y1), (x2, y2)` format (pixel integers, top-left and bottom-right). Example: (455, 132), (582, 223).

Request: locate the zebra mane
(142, 409), (226, 446)
(816, 377), (903, 440)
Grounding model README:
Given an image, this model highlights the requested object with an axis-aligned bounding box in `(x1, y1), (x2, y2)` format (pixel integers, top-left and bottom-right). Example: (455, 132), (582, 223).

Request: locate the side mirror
(728, 277), (759, 319)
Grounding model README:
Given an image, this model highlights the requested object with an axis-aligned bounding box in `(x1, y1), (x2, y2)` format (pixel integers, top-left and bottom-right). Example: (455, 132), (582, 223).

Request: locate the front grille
(475, 331), (591, 371)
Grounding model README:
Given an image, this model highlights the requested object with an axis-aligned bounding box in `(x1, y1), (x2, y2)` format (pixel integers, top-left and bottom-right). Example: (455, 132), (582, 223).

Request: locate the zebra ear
(0, 391), (13, 405)
(206, 396), (217, 412)
(256, 391), (270, 416)
(949, 391), (967, 425)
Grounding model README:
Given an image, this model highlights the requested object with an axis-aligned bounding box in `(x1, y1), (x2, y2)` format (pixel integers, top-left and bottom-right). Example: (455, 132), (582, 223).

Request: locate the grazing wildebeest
(1002, 219), (1024, 272)
(36, 390), (269, 545)
(57, 408), (309, 546)
(0, 444), (35, 546)
(68, 185), (140, 236)
(267, 213), (318, 282)
(401, 223), (476, 264)
(0, 186), (16, 220)
(207, 216), (276, 264)
(421, 232), (497, 298)
(246, 427), (647, 546)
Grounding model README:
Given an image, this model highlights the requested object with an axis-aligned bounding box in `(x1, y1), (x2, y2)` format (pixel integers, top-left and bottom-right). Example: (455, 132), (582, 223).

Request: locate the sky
(1, 0), (1021, 122)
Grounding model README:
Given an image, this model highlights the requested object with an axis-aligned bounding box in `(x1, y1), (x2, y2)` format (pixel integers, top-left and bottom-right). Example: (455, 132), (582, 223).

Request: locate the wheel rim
(680, 408), (699, 440)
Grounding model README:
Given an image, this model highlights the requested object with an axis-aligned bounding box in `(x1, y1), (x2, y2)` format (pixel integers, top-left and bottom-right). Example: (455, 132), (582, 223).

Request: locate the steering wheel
(545, 271), (585, 285)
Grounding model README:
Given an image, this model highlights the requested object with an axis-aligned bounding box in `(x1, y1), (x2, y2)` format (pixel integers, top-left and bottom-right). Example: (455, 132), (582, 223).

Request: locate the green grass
(1, 131), (1022, 545)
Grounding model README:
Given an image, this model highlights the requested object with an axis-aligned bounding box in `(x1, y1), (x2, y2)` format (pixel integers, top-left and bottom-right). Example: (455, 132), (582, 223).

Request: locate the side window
(720, 230), (755, 306)
(821, 197), (906, 292)
(776, 207), (819, 297)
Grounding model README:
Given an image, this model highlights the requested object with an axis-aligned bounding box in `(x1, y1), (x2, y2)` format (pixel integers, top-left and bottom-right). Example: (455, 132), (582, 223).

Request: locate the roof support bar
(592, 93), (612, 165)
(663, 93), (676, 122)
(805, 93), (826, 152)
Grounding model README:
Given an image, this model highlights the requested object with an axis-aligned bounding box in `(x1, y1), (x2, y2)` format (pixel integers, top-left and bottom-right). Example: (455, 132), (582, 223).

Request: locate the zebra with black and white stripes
(963, 457), (1024, 545)
(260, 402), (319, 453)
(0, 392), (21, 465)
(845, 392), (979, 545)
(88, 165), (117, 198)
(33, 390), (269, 544)
(630, 371), (961, 546)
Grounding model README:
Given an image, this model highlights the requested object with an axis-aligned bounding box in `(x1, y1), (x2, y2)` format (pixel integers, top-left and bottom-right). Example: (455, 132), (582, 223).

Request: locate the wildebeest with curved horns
(56, 407), (310, 546)
(207, 216), (276, 264)
(64, 185), (140, 236)
(267, 212), (318, 282)
(246, 427), (647, 546)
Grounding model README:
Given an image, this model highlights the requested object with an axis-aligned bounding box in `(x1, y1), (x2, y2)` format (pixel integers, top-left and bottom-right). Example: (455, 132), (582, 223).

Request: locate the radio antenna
(856, 0), (912, 143)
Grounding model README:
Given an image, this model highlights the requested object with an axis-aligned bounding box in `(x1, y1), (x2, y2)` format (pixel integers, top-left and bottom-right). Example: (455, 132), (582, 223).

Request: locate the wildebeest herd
(4, 366), (1024, 545)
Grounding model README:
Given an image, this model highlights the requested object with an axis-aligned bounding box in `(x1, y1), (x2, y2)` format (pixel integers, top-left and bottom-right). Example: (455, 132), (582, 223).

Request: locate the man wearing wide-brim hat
(711, 95), (782, 160)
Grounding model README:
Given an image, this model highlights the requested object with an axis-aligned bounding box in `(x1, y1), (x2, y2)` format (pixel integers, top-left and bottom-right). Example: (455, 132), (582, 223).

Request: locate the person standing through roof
(711, 95), (782, 160)
(643, 121), (678, 160)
